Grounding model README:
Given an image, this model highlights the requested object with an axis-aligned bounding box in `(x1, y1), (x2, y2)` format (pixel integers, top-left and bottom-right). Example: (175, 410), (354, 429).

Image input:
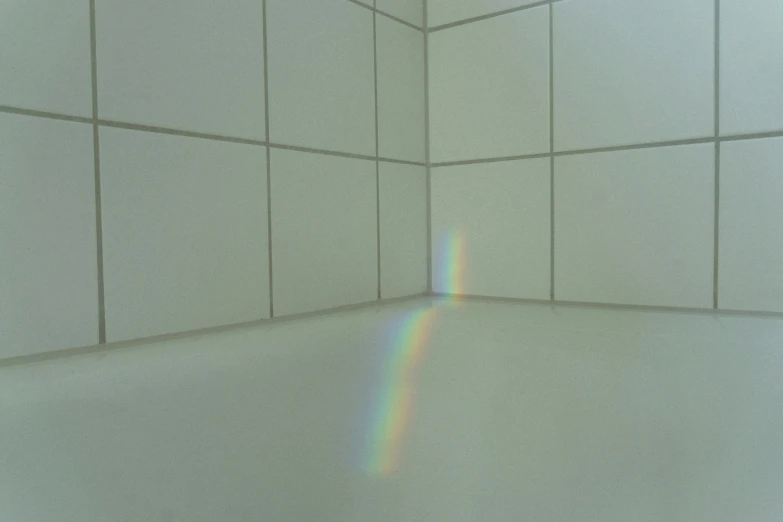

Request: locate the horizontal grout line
(431, 130), (783, 166)
(432, 293), (783, 320)
(432, 152), (551, 167)
(268, 142), (378, 162)
(428, 0), (561, 33)
(555, 136), (716, 157)
(377, 156), (427, 167)
(0, 293), (430, 368)
(7, 105), (783, 167)
(0, 104), (427, 164)
(346, 0), (424, 31)
(720, 129), (783, 143)
(0, 105), (93, 124)
(98, 119), (266, 145)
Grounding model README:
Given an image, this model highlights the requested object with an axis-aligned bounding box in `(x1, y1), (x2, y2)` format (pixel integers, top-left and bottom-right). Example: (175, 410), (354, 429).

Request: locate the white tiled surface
(0, 115), (98, 358)
(379, 163), (427, 299)
(377, 17), (425, 163)
(428, 0), (540, 28)
(429, 8), (549, 163)
(378, 0), (423, 27)
(554, 0), (714, 151)
(100, 129), (270, 343)
(719, 138), (783, 313)
(555, 145), (715, 308)
(721, 0), (783, 135)
(270, 149), (377, 316)
(4, 299), (783, 522)
(95, 0), (265, 139)
(0, 0), (92, 117)
(267, 0), (375, 156)
(431, 159), (551, 299)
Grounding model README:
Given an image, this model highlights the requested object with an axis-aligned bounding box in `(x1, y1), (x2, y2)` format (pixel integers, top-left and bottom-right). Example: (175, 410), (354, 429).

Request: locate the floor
(1, 298), (783, 522)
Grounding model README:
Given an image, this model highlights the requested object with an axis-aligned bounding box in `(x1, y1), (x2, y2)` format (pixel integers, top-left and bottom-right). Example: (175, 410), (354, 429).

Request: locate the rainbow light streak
(361, 229), (465, 476)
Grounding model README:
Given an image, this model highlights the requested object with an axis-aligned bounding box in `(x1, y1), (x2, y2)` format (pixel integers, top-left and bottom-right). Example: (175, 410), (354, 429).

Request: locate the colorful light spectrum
(361, 229), (465, 476)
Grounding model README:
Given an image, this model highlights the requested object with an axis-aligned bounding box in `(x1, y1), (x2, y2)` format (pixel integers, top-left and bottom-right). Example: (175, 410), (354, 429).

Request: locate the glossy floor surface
(1, 298), (783, 522)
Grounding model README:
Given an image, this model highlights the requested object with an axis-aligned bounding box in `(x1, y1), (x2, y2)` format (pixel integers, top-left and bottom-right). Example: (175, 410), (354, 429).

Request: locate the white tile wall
(0, 0), (92, 117)
(555, 145), (715, 308)
(378, 0), (423, 27)
(431, 159), (551, 299)
(267, 0), (375, 156)
(271, 149), (377, 316)
(379, 163), (427, 299)
(428, 0), (540, 28)
(719, 138), (783, 313)
(100, 129), (270, 342)
(429, 8), (550, 163)
(96, 0), (265, 139)
(554, 0), (714, 151)
(377, 16), (425, 163)
(721, 0), (783, 135)
(0, 114), (98, 357)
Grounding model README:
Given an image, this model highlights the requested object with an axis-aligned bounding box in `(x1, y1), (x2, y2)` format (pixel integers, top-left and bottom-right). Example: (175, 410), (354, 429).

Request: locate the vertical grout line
(424, 0), (433, 294)
(549, 0), (555, 301)
(374, 3), (382, 300)
(89, 0), (106, 343)
(713, 0), (720, 309)
(262, 0), (274, 318)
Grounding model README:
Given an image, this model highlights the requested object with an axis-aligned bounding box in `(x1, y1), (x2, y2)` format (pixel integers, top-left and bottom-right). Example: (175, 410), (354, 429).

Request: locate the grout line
(5, 102), (781, 165)
(714, 142), (720, 309)
(427, 131), (783, 167)
(267, 142), (376, 162)
(0, 105), (92, 124)
(432, 152), (551, 168)
(555, 136), (716, 157)
(431, 293), (783, 320)
(89, 0), (106, 344)
(720, 130), (783, 142)
(549, 0), (555, 301)
(424, 0), (433, 293)
(377, 156), (427, 167)
(428, 0), (561, 33)
(713, 0), (720, 309)
(0, 293), (433, 369)
(262, 0), (274, 318)
(97, 119), (265, 146)
(0, 105), (427, 166)
(374, 4), (382, 300)
(346, 0), (424, 32)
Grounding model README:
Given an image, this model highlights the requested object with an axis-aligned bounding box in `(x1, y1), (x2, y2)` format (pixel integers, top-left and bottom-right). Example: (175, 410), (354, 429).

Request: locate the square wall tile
(431, 159), (551, 299)
(267, 0), (375, 156)
(0, 114), (98, 358)
(96, 0), (265, 139)
(0, 0), (92, 117)
(380, 163), (427, 298)
(428, 0), (539, 28)
(271, 149), (377, 316)
(720, 138), (783, 313)
(555, 145), (715, 308)
(554, 0), (714, 151)
(721, 0), (783, 135)
(429, 8), (550, 163)
(100, 128), (270, 343)
(377, 16), (425, 163)
(378, 0), (423, 27)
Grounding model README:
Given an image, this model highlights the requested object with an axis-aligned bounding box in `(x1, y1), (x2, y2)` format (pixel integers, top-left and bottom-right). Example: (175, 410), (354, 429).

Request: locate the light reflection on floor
(2, 298), (783, 522)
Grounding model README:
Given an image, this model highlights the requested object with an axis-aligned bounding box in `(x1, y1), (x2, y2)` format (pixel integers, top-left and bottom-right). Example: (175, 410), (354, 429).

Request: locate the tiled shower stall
(1, 0), (782, 356)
